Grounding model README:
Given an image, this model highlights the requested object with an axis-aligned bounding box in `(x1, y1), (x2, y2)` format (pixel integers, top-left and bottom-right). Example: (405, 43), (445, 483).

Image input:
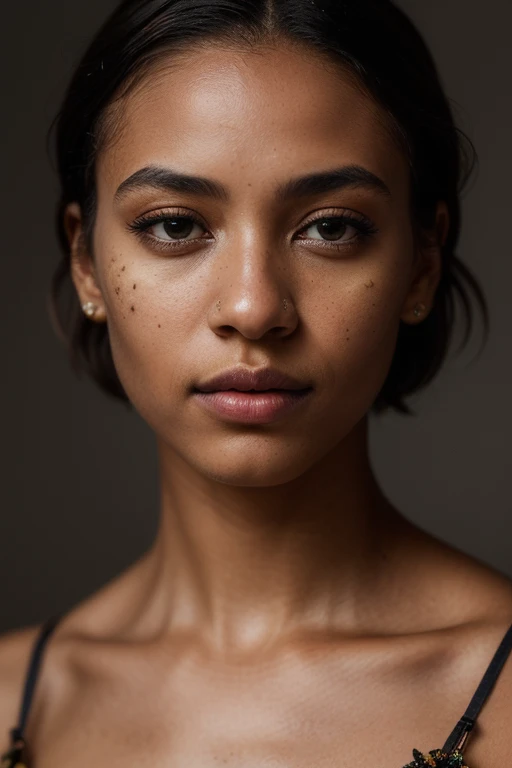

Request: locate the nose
(209, 238), (298, 341)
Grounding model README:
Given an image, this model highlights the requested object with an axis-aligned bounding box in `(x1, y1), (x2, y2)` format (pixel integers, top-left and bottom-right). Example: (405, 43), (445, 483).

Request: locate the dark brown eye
(313, 218), (349, 241)
(299, 216), (359, 244)
(159, 216), (198, 240)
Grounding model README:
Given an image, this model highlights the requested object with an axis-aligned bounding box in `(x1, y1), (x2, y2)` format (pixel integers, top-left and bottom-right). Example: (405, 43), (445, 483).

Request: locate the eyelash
(127, 207), (379, 254)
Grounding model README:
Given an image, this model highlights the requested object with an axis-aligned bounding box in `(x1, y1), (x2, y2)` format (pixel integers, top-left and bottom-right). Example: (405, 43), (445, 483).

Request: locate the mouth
(192, 387), (314, 424)
(193, 365), (312, 394)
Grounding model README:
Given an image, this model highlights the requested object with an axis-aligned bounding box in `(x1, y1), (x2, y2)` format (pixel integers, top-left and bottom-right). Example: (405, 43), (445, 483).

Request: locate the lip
(194, 366), (310, 393)
(193, 388), (313, 424)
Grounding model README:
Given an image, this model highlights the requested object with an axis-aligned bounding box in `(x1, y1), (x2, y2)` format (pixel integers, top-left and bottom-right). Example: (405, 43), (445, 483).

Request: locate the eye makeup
(126, 206), (379, 255)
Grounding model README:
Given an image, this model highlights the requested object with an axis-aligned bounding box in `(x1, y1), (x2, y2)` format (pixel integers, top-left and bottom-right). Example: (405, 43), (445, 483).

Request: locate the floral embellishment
(0, 738), (27, 768)
(0, 751), (27, 768)
(402, 748), (469, 768)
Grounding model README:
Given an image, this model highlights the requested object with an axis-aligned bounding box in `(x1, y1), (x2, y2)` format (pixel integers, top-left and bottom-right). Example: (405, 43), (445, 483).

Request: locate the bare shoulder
(400, 518), (512, 624)
(0, 624), (43, 752)
(408, 526), (512, 762)
(462, 611), (512, 764)
(465, 568), (512, 763)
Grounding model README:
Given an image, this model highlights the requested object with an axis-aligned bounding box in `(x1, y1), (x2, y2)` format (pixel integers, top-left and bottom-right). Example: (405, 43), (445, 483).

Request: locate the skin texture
(1, 43), (511, 767)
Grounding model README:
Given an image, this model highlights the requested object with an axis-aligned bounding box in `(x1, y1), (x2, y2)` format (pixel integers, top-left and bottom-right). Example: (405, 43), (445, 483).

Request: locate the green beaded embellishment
(402, 747), (469, 768)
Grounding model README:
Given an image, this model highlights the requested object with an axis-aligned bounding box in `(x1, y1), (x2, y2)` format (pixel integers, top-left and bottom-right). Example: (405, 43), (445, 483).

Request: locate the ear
(64, 202), (107, 323)
(400, 201), (449, 324)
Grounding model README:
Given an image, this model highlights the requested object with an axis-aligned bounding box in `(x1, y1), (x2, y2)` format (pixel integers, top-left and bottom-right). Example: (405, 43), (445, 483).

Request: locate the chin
(186, 441), (319, 488)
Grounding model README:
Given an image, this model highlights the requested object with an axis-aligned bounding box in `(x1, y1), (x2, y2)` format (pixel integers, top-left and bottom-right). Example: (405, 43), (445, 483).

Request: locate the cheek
(308, 258), (410, 416)
(95, 246), (202, 415)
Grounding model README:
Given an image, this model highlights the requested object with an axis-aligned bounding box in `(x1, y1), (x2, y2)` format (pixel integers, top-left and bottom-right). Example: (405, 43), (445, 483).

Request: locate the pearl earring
(413, 303), (427, 318)
(82, 302), (97, 318)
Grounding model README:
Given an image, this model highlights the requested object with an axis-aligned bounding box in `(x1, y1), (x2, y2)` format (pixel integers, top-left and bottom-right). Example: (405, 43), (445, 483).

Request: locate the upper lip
(194, 366), (312, 393)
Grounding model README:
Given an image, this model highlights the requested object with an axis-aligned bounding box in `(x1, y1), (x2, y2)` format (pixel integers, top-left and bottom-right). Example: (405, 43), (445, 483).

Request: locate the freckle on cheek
(131, 306), (135, 312)
(158, 324), (161, 328)
(122, 266), (126, 272)
(133, 284), (136, 289)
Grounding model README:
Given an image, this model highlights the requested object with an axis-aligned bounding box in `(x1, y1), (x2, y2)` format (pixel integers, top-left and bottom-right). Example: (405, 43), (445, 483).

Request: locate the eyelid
(130, 206), (373, 231)
(297, 207), (374, 231)
(131, 206), (207, 228)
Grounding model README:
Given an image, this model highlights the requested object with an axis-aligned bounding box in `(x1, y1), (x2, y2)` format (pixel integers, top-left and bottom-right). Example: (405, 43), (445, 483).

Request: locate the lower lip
(192, 388), (313, 424)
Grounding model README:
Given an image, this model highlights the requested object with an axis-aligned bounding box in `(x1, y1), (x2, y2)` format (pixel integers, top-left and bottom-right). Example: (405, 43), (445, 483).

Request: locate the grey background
(2, 0), (511, 633)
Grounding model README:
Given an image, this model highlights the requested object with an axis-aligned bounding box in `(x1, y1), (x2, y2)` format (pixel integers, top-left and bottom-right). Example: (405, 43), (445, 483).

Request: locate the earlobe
(64, 202), (107, 323)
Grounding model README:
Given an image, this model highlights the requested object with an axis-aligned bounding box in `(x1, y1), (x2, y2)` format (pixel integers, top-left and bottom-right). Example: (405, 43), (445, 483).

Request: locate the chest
(27, 659), (485, 768)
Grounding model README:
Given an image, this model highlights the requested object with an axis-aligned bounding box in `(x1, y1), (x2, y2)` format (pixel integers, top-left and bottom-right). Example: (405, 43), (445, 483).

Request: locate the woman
(1, 0), (511, 765)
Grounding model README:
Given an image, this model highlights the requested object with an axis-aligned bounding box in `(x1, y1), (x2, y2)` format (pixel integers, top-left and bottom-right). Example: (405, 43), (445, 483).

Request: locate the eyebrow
(114, 163), (391, 204)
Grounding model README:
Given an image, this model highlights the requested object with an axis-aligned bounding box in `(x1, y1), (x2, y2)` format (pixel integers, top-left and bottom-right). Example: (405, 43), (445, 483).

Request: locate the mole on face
(131, 305), (135, 312)
(133, 283), (136, 289)
(364, 280), (375, 288)
(122, 266), (126, 272)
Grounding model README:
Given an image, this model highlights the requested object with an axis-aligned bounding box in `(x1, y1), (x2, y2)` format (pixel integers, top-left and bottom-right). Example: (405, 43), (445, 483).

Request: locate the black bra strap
(10, 614), (63, 745)
(443, 621), (512, 753)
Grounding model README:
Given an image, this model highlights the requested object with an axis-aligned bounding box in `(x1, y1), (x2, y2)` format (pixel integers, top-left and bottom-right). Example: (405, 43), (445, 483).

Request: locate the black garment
(2, 616), (512, 767)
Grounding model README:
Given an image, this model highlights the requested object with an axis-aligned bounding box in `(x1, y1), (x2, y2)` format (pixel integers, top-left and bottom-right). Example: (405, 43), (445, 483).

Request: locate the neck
(125, 417), (410, 654)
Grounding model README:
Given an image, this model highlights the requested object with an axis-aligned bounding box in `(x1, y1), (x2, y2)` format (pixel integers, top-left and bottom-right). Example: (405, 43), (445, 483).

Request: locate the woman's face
(69, 43), (441, 486)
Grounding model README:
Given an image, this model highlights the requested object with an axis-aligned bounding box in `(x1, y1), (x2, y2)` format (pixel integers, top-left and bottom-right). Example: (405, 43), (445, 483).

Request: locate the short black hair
(48, 0), (489, 415)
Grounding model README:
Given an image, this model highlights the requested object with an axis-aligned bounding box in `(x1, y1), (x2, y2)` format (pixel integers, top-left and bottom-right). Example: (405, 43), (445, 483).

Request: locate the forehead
(99, 43), (408, 201)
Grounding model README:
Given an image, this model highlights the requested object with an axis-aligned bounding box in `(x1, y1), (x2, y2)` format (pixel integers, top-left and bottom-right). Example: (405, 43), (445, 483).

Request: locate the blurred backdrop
(1, 0), (511, 632)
